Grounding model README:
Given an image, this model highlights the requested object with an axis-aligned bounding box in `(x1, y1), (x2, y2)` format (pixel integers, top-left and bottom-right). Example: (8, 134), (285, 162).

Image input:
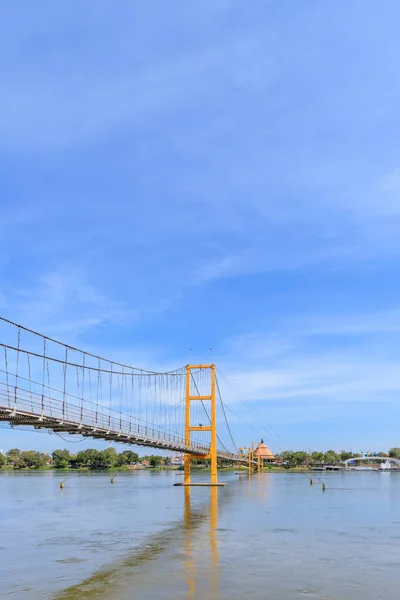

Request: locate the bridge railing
(0, 381), (211, 455)
(0, 317), (243, 459)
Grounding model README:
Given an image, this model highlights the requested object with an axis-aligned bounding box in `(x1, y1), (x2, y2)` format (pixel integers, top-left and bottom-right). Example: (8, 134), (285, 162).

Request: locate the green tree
(123, 450), (139, 463)
(20, 451), (48, 469)
(52, 449), (72, 468)
(389, 448), (400, 459)
(277, 450), (309, 467)
(72, 448), (120, 469)
(310, 451), (324, 464)
(74, 449), (100, 469)
(116, 450), (139, 466)
(116, 453), (129, 466)
(0, 452), (6, 467)
(97, 448), (118, 469)
(277, 450), (293, 464)
(340, 451), (354, 461)
(293, 451), (309, 466)
(149, 455), (162, 468)
(323, 450), (339, 464)
(6, 448), (21, 465)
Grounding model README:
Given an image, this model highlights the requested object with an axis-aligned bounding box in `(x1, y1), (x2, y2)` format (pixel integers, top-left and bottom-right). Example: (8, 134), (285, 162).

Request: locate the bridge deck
(0, 383), (249, 463)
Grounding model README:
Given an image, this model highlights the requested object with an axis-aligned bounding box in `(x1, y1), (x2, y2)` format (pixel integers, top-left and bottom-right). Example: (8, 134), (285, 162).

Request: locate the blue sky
(1, 0), (400, 454)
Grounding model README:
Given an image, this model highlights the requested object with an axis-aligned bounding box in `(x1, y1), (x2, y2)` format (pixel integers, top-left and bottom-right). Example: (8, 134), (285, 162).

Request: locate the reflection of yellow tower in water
(184, 487), (220, 599)
(209, 487), (219, 596)
(184, 487), (195, 598)
(257, 472), (266, 500)
(244, 466), (273, 502)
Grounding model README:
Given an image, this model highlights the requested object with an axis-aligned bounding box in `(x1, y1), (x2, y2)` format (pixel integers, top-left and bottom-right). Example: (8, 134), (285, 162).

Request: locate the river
(1, 469), (399, 599)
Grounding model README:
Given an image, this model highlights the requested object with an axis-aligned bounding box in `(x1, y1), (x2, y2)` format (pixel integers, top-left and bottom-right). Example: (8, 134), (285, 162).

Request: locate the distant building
(170, 454), (184, 466)
(254, 439), (275, 463)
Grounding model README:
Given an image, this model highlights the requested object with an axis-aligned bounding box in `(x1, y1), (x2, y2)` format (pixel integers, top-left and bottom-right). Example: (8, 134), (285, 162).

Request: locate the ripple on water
(3, 471), (400, 600)
(56, 558), (87, 564)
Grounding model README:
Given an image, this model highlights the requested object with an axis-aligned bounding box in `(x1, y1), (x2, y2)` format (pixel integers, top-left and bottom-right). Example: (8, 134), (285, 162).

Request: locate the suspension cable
(189, 373), (233, 455)
(215, 374), (238, 453)
(0, 316), (184, 375)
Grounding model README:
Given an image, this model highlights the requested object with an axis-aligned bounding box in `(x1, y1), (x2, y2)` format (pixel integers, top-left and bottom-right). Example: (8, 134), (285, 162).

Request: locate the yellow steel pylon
(239, 446), (251, 472)
(250, 441), (262, 474)
(252, 442), (257, 473)
(180, 364), (224, 487)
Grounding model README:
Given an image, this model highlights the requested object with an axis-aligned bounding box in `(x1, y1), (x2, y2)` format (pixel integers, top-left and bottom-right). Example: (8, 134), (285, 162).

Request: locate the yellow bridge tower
(181, 364), (225, 487)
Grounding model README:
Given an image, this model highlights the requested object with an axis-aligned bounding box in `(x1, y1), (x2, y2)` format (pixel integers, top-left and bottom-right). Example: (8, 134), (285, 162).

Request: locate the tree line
(0, 448), (166, 470)
(2, 447), (400, 470)
(276, 448), (400, 468)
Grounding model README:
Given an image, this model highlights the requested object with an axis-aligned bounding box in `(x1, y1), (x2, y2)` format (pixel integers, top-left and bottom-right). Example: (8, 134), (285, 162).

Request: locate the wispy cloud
(1, 268), (132, 341)
(213, 306), (400, 448)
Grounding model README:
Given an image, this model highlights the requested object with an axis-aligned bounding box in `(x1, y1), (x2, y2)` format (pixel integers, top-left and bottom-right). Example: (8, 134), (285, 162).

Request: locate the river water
(1, 469), (400, 599)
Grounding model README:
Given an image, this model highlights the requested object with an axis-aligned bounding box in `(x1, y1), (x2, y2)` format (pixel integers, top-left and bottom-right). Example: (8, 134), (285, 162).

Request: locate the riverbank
(0, 464), (292, 473)
(0, 465), (245, 473)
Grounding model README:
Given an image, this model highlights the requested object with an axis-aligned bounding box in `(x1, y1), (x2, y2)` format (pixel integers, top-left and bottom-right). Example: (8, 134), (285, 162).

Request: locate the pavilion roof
(254, 439), (275, 459)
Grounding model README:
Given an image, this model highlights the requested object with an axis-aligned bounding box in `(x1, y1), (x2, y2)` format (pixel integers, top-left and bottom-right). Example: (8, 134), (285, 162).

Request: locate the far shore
(0, 464), (301, 473)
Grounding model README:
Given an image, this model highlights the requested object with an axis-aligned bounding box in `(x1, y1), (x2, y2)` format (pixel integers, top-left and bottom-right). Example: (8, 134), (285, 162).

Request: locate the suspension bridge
(0, 317), (259, 485)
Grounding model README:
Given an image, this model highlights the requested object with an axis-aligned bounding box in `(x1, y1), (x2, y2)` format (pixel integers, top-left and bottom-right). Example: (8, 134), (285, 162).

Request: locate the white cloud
(216, 309), (400, 418)
(1, 268), (133, 342)
(224, 360), (400, 403)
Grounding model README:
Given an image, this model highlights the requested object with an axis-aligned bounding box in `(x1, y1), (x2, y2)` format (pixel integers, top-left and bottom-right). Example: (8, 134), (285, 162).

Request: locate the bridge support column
(210, 365), (217, 485)
(177, 364), (224, 487)
(184, 366), (191, 485)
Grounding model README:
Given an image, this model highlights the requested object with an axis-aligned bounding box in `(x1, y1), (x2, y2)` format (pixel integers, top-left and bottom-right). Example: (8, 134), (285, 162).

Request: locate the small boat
(378, 461), (400, 471)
